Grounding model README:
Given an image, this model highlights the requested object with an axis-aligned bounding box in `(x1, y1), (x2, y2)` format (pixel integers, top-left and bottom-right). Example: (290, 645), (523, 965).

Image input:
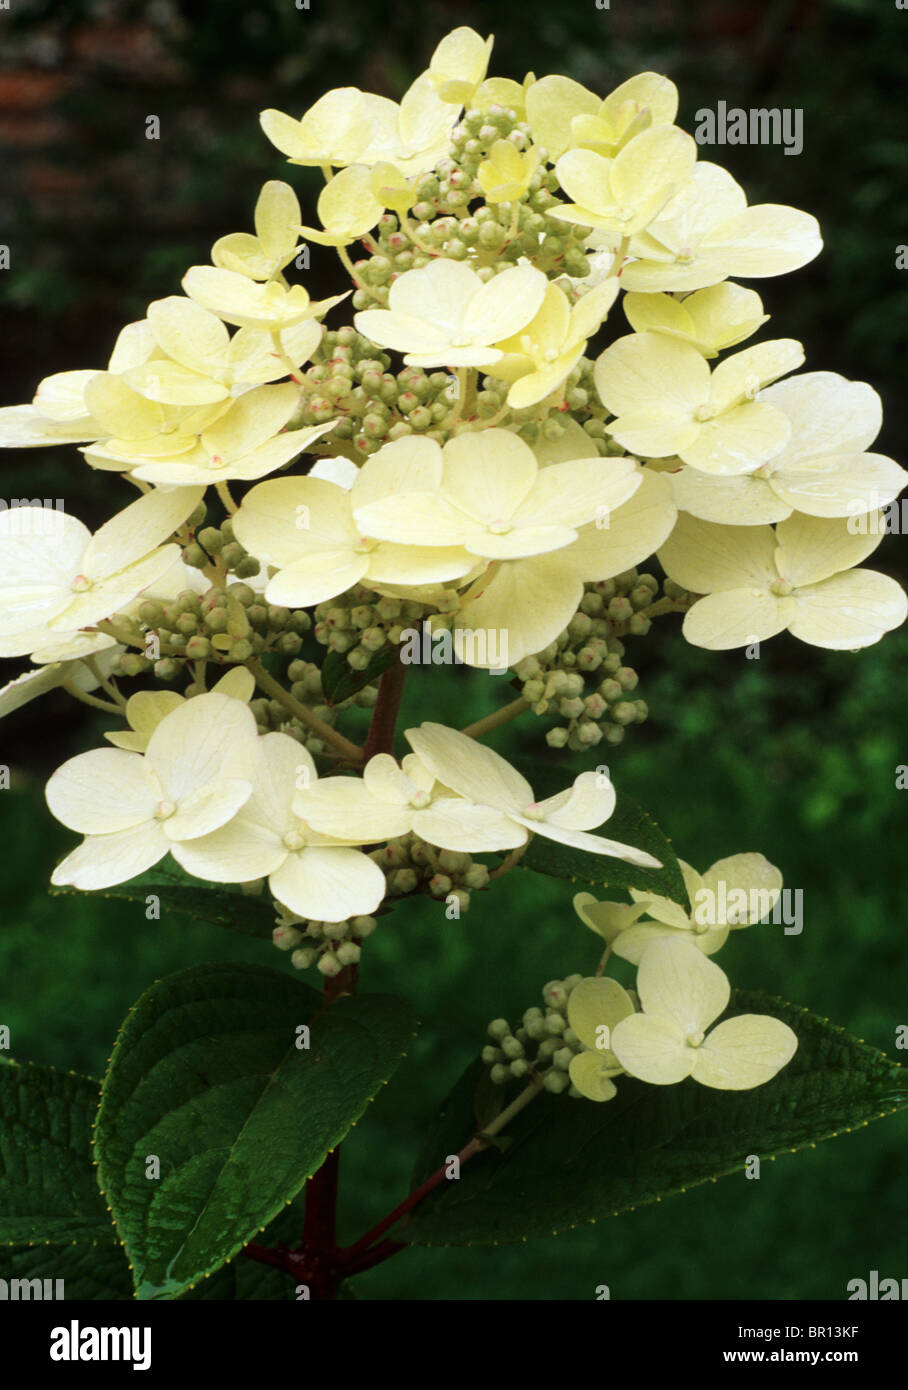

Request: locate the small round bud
(316, 950), (342, 978)
(273, 925), (304, 951)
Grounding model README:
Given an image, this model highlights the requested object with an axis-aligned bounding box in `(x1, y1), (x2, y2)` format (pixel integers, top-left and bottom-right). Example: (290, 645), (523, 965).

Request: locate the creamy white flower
(525, 72), (679, 162)
(609, 853), (783, 961)
(611, 938), (797, 1089)
(616, 162), (822, 292)
(104, 669), (255, 752)
(119, 298), (323, 406)
(404, 722), (662, 866)
(485, 280), (619, 409)
(47, 692), (261, 890)
(594, 333), (804, 475)
(176, 731), (386, 920)
(351, 428), (641, 561)
(623, 284), (769, 358)
(182, 266), (348, 332)
(355, 259), (548, 369)
(551, 125), (697, 239)
(0, 488), (203, 650)
(88, 384), (336, 486)
(660, 510), (908, 650)
(449, 468), (677, 666)
(211, 180), (304, 280)
(232, 438), (477, 609)
(669, 372), (908, 524)
(295, 749), (526, 853)
(565, 976), (637, 1101)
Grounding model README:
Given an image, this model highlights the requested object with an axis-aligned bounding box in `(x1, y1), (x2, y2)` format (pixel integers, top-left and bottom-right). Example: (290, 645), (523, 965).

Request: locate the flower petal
(269, 845), (386, 919)
(694, 1014), (798, 1089)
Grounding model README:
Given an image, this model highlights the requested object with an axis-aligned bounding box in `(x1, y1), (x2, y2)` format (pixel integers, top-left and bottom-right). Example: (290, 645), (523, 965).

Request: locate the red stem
(339, 1135), (483, 1262)
(361, 647), (407, 762)
(302, 1147), (340, 1252)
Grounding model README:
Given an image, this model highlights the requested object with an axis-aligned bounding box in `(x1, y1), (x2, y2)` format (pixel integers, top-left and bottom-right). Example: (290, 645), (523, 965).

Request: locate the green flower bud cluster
(294, 330), (471, 455)
(345, 107), (590, 326)
(312, 585), (429, 670)
(249, 656), (376, 756)
(483, 975), (586, 1095)
(108, 580), (313, 685)
(369, 834), (491, 913)
(188, 516), (261, 579)
(511, 570), (657, 751)
(272, 906), (379, 977)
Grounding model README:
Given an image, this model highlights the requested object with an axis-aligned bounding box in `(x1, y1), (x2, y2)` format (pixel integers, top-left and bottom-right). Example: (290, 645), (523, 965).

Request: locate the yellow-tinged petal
(567, 976), (635, 1054)
(610, 1011), (694, 1084)
(786, 570), (908, 649)
(525, 75), (601, 160)
(693, 1014), (797, 1089)
(681, 588), (789, 650)
(658, 512), (777, 593)
(573, 892), (647, 942)
(405, 721), (533, 813)
(50, 822), (169, 891)
(707, 339), (804, 414)
(700, 852), (782, 927)
(595, 331), (707, 423)
(557, 469), (677, 582)
(452, 554), (583, 666)
(296, 777), (412, 842)
(413, 798), (528, 853)
(428, 26), (493, 105)
(568, 1052), (619, 1102)
(270, 845), (386, 920)
(635, 937), (730, 1035)
(82, 485), (204, 578)
(774, 511), (883, 587)
(266, 552), (370, 609)
(46, 748), (159, 833)
(679, 402), (791, 477)
(670, 467), (791, 526)
(145, 691), (260, 804)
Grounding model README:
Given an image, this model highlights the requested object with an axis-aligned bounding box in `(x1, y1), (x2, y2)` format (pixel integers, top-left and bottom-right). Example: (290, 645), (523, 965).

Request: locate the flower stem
(361, 647), (407, 761)
(245, 658), (363, 762)
(216, 481), (237, 516)
(82, 656), (127, 709)
(460, 696), (529, 740)
(60, 679), (123, 714)
(340, 1077), (544, 1262)
(489, 841), (528, 880)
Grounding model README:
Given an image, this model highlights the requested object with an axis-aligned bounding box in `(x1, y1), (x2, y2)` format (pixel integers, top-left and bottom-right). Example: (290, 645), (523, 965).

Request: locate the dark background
(1, 0), (906, 1300)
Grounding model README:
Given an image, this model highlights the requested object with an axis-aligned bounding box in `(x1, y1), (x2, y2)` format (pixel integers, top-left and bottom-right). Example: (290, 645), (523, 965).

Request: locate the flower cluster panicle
(0, 26), (904, 1100)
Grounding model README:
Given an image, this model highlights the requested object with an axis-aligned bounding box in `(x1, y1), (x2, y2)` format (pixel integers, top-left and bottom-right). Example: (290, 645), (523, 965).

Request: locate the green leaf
(0, 1059), (114, 1247)
(0, 1239), (135, 1301)
(520, 790), (688, 907)
(50, 858), (276, 940)
(94, 962), (417, 1299)
(403, 992), (908, 1246)
(321, 645), (397, 706)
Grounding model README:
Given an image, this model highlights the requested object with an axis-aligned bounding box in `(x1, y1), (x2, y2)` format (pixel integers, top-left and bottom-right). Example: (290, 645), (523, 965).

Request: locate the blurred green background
(1, 0), (906, 1300)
